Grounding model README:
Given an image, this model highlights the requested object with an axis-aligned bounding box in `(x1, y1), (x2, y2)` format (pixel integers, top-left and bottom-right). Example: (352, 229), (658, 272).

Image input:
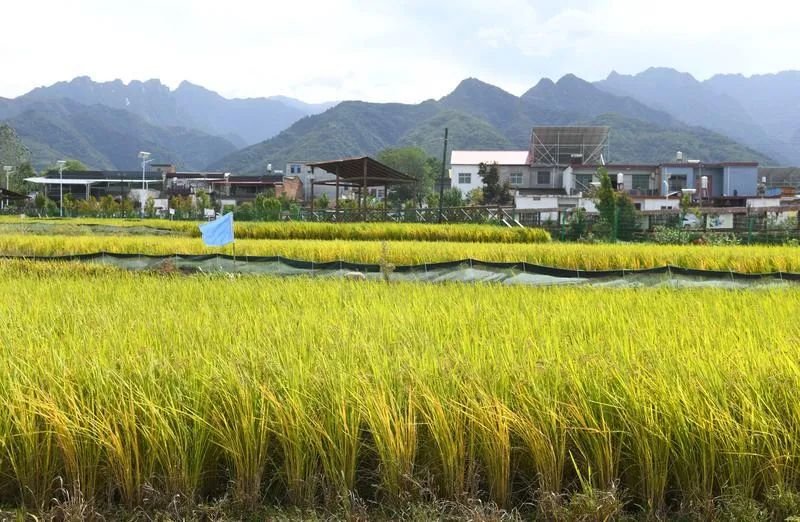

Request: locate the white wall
(451, 164), (483, 194)
(640, 198), (680, 212)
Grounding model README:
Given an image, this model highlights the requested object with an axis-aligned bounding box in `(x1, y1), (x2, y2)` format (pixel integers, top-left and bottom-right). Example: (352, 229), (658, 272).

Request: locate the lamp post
(3, 165), (12, 190)
(2, 166), (12, 210)
(138, 151), (152, 217)
(56, 160), (66, 217)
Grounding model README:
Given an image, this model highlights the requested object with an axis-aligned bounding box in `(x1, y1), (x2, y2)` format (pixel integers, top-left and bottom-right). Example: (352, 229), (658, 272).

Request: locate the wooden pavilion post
(335, 165), (340, 221)
(362, 158), (368, 221)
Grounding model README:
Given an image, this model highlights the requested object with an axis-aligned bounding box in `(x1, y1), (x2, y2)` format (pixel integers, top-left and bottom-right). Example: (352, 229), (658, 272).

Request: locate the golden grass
(0, 261), (799, 516)
(1, 233), (799, 272)
(0, 216), (551, 243)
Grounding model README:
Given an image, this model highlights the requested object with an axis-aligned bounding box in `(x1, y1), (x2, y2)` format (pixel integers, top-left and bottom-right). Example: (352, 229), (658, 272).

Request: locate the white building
(450, 150), (529, 195)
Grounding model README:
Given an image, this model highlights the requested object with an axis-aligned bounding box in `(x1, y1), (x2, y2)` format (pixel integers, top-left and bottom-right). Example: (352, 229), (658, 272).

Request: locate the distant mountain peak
(444, 78), (517, 103)
(176, 80), (210, 92)
(451, 77), (501, 92)
(556, 73), (584, 84)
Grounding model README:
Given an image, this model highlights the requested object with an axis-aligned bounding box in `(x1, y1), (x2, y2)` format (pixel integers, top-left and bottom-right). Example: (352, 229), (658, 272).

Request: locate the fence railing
(8, 203), (800, 244)
(298, 206), (520, 224)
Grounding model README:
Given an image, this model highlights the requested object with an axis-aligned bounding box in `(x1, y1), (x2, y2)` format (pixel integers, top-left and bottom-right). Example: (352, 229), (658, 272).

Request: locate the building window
(575, 174), (593, 189)
(668, 175), (687, 192)
(632, 174), (650, 191)
(290, 164), (302, 174)
(509, 172), (523, 185)
(537, 171), (551, 185)
(458, 172), (471, 184)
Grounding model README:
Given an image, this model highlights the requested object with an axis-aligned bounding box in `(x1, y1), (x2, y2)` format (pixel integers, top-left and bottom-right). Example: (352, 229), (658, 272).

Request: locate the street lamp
(3, 165), (12, 190)
(2, 166), (13, 211)
(138, 151), (152, 217)
(56, 160), (66, 217)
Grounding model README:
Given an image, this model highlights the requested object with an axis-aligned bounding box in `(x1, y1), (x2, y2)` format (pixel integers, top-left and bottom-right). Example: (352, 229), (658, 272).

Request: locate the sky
(2, 0), (799, 104)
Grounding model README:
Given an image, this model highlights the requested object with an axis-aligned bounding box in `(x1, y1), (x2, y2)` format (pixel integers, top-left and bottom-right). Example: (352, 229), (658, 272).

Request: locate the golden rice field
(1, 233), (800, 272)
(0, 217), (551, 243)
(2, 260), (800, 519)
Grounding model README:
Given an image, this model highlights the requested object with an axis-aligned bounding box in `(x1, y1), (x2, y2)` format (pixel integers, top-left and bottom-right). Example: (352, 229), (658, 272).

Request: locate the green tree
(119, 197), (134, 217)
(63, 193), (76, 217)
(479, 162), (512, 205)
(425, 193), (439, 208)
(466, 187), (484, 206)
(0, 125), (30, 174)
(169, 195), (193, 219)
(44, 159), (87, 174)
(63, 159), (87, 171)
(34, 193), (48, 217)
(595, 168), (617, 226)
(253, 193), (281, 221)
(77, 196), (100, 217)
(615, 194), (638, 241)
(442, 188), (464, 207)
(593, 168), (639, 241)
(13, 163), (36, 193)
(99, 195), (119, 217)
(234, 202), (254, 221)
(195, 189), (212, 213)
(377, 147), (438, 205)
(143, 196), (156, 218)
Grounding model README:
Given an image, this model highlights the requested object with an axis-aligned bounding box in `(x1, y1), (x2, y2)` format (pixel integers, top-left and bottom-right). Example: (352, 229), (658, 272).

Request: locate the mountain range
(596, 68), (800, 165)
(1, 69), (798, 174)
(211, 74), (775, 173)
(0, 78), (336, 170)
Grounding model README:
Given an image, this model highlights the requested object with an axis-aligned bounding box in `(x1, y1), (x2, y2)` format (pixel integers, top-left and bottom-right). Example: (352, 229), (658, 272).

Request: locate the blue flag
(199, 212), (234, 247)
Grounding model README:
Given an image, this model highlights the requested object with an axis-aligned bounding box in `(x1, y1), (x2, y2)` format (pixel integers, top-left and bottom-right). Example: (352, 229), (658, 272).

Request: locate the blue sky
(2, 0), (799, 103)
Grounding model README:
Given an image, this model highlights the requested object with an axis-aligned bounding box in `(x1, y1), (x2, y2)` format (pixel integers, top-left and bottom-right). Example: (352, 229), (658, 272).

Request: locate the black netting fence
(6, 253), (800, 288)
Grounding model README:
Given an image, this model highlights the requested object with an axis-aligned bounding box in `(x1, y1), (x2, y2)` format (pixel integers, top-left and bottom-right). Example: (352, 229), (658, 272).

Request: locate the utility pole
(437, 127), (449, 224)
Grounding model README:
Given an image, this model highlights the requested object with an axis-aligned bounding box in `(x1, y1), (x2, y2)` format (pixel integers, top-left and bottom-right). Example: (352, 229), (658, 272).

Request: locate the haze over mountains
(1, 68), (798, 173)
(0, 78), (336, 170)
(596, 68), (800, 165)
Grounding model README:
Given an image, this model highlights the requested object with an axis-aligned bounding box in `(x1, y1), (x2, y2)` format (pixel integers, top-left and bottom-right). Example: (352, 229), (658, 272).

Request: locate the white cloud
(1, 0), (799, 103)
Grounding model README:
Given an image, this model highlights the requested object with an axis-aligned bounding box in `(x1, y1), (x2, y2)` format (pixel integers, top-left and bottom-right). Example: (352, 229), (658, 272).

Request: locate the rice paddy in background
(1, 262), (800, 519)
(1, 233), (800, 273)
(0, 217), (551, 243)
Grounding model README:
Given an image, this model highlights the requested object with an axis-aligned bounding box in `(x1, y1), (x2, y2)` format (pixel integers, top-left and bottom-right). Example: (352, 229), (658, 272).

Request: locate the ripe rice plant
(1, 233), (799, 273)
(0, 217), (551, 243)
(1, 260), (800, 518)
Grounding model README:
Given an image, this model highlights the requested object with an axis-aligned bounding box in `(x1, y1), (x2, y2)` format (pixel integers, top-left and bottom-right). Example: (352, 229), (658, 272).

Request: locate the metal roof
(25, 176), (159, 185)
(531, 126), (610, 146)
(530, 126), (610, 166)
(450, 150), (529, 166)
(306, 157), (415, 187)
(0, 188), (29, 200)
